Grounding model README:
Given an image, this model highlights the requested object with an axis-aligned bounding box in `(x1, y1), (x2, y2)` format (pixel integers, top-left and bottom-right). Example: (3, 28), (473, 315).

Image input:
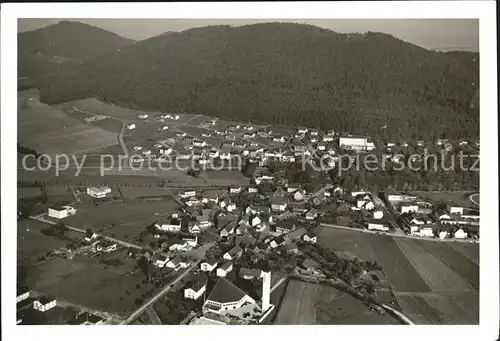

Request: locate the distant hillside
(18, 20), (134, 81)
(37, 23), (479, 141)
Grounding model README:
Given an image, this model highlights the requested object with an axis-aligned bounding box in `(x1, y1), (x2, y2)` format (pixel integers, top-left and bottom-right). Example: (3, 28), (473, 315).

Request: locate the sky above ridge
(18, 19), (479, 52)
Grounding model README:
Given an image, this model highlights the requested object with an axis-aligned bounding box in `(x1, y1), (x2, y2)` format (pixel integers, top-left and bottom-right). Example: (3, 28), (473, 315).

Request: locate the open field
(316, 285), (400, 324)
(413, 240), (479, 291)
(274, 280), (319, 324)
(318, 227), (379, 261)
(449, 242), (479, 265)
(317, 228), (479, 324)
(396, 292), (479, 324)
(18, 105), (119, 155)
(63, 199), (179, 243)
(17, 221), (78, 261)
(21, 251), (158, 315)
(274, 280), (400, 324)
(394, 238), (474, 292)
(409, 191), (478, 208)
(366, 234), (432, 293)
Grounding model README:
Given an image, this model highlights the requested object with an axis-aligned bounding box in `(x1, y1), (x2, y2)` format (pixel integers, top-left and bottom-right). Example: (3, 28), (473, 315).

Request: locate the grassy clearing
(449, 242), (479, 265)
(410, 191), (477, 208)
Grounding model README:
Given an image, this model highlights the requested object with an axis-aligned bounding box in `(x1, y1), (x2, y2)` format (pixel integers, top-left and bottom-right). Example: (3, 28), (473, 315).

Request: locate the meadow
(318, 227), (479, 324)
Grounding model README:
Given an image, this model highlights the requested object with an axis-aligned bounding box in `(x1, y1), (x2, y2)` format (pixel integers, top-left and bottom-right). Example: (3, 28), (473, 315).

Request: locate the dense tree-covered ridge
(18, 21), (134, 79)
(29, 23), (478, 141)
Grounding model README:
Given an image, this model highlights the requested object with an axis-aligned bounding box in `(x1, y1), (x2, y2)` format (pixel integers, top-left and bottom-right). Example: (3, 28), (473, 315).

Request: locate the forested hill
(18, 21), (134, 79)
(36, 23), (479, 141)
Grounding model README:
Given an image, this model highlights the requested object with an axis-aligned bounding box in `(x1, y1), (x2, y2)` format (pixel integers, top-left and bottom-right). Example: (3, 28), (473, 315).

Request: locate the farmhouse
(33, 296), (56, 312)
(229, 185), (243, 194)
(203, 278), (256, 315)
(48, 205), (77, 219)
(216, 262), (233, 277)
(284, 227), (308, 242)
(138, 114), (148, 119)
(126, 123), (136, 130)
(184, 276), (207, 300)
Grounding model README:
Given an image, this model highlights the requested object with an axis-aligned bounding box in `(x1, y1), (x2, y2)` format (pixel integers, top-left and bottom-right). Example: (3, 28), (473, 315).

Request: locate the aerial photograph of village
(15, 16), (481, 326)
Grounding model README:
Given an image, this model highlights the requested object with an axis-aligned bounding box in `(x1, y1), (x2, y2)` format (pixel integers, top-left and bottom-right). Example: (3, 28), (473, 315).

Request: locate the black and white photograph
(1, 1), (498, 339)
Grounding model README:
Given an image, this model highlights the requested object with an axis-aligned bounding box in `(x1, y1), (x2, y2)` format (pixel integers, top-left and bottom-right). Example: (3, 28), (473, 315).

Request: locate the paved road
(146, 306), (162, 325)
(120, 261), (200, 325)
(469, 193), (480, 207)
(381, 303), (415, 325)
(320, 223), (478, 243)
(30, 215), (144, 250)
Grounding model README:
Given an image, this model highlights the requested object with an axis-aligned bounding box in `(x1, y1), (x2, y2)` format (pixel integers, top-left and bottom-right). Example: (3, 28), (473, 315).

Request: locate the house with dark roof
(66, 312), (105, 325)
(303, 232), (318, 243)
(203, 278), (256, 314)
(216, 262), (233, 277)
(283, 227), (307, 243)
(271, 197), (289, 212)
(239, 267), (263, 280)
(200, 259), (218, 272)
(184, 275), (207, 300)
(285, 243), (299, 254)
(223, 245), (243, 261)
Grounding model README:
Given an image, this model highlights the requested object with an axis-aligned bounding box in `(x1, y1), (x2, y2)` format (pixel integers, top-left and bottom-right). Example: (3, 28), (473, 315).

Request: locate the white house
(303, 233), (317, 244)
(48, 205), (77, 219)
(184, 276), (206, 300)
(271, 198), (288, 212)
(200, 260), (218, 272)
(33, 296), (56, 312)
(400, 203), (419, 214)
(373, 211), (384, 219)
(254, 174), (274, 185)
(87, 186), (111, 198)
(183, 235), (198, 247)
(17, 286), (30, 303)
(138, 114), (148, 119)
(367, 221), (389, 232)
(166, 256), (189, 270)
(454, 229), (468, 239)
(126, 123), (136, 130)
(84, 232), (98, 242)
(159, 147), (173, 155)
(154, 254), (169, 268)
(229, 185), (243, 194)
(179, 190), (196, 199)
(203, 278), (256, 314)
(323, 135), (334, 142)
(297, 128), (309, 134)
(132, 146), (143, 151)
(294, 190), (306, 201)
(155, 218), (182, 232)
(418, 226), (434, 238)
(216, 262), (233, 277)
(192, 139), (206, 148)
(439, 231), (449, 240)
